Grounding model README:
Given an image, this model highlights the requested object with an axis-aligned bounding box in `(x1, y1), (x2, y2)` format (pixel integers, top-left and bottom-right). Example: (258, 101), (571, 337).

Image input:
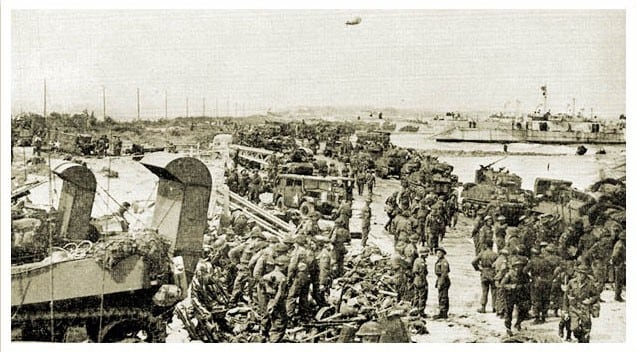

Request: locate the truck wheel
(299, 202), (314, 217)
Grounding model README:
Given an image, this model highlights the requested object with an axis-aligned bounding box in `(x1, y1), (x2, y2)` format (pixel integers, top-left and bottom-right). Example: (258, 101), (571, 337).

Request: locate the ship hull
(436, 128), (625, 144)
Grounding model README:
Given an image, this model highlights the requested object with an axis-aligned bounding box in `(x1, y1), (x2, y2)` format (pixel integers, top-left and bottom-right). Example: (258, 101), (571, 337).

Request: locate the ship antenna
(47, 148), (55, 341)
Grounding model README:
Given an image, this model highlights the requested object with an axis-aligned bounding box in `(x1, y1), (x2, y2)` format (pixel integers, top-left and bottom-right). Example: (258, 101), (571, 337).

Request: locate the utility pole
(226, 99), (229, 117)
(165, 90), (168, 119)
(215, 98), (219, 118)
(102, 86), (106, 119)
(202, 98), (206, 117)
(137, 88), (140, 121)
(186, 97), (189, 118)
(43, 79), (47, 119)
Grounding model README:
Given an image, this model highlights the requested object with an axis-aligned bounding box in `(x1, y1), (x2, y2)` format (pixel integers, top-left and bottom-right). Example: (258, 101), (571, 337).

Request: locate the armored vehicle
(460, 163), (532, 226)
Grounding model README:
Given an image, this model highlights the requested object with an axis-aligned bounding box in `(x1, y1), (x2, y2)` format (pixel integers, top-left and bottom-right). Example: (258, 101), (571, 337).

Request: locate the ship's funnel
(53, 162), (97, 241)
(140, 153), (212, 280)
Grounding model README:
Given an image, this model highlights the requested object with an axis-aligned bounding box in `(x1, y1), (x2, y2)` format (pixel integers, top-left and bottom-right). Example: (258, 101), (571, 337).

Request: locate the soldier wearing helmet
(355, 321), (383, 343)
(330, 217), (351, 278)
(611, 231), (626, 302)
(500, 256), (530, 335)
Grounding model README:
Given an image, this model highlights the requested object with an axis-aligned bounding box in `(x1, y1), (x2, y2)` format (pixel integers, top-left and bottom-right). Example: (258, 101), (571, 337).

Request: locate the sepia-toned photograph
(2, 1), (630, 345)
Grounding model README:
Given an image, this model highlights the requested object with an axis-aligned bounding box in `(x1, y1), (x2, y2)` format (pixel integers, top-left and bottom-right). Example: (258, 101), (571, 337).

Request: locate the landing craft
(346, 17), (362, 26)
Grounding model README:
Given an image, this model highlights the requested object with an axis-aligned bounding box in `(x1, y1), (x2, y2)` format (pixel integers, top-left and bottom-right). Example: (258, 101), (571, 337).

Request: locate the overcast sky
(11, 10), (625, 119)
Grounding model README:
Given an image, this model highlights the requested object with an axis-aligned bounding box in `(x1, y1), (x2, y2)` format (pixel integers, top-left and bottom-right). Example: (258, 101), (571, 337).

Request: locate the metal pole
(137, 88), (140, 121)
(103, 86), (106, 119)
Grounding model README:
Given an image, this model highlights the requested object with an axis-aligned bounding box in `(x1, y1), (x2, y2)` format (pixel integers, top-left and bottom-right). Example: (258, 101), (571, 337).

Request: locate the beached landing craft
(11, 155), (211, 342)
(436, 87), (625, 145)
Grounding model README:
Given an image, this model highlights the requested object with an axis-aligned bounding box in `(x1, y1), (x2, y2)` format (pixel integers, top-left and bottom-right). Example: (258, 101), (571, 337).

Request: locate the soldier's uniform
(493, 249), (510, 316)
(261, 261), (288, 342)
(330, 219), (350, 278)
(415, 202), (431, 247)
(434, 248), (451, 319)
(412, 250), (429, 317)
(286, 245), (311, 322)
(564, 264), (600, 343)
(360, 200), (372, 247)
(365, 171), (376, 194)
(356, 172), (366, 196)
(500, 258), (530, 334)
(316, 238), (333, 304)
(477, 218), (494, 254)
(611, 233), (626, 301)
(426, 209), (445, 252)
(472, 244), (498, 313)
(588, 233), (614, 294)
(524, 250), (553, 323)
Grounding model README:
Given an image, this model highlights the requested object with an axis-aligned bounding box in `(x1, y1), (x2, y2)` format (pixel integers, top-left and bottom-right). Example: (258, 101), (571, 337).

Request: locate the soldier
(564, 264), (600, 343)
(524, 247), (552, 323)
(477, 216), (494, 254)
(610, 231), (626, 302)
(330, 217), (350, 278)
(403, 234), (419, 268)
(247, 171), (262, 203)
(493, 215), (507, 251)
(356, 171), (366, 196)
(415, 196), (430, 248)
(33, 134), (42, 157)
(434, 247), (451, 319)
(588, 229), (615, 295)
(426, 208), (445, 252)
(493, 248), (510, 317)
(555, 260), (575, 341)
(113, 136), (123, 156)
(389, 253), (412, 302)
(384, 191), (399, 231)
(315, 235), (332, 305)
(446, 193), (458, 228)
(261, 257), (288, 342)
(470, 211), (485, 252)
(229, 226), (266, 303)
(365, 170), (376, 195)
(227, 168), (239, 193)
(472, 238), (498, 313)
(190, 261), (230, 342)
(500, 257), (530, 335)
(337, 199), (352, 230)
(328, 162), (338, 176)
(360, 198), (372, 247)
(286, 236), (312, 322)
(412, 248), (429, 317)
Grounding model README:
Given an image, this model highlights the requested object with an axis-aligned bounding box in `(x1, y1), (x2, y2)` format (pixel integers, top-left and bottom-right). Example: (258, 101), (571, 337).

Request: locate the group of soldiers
(189, 203), (354, 342)
(470, 209), (626, 341)
(226, 167), (264, 203)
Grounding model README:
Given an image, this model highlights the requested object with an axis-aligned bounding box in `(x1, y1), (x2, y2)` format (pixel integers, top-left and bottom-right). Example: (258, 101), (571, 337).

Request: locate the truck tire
(299, 202), (314, 217)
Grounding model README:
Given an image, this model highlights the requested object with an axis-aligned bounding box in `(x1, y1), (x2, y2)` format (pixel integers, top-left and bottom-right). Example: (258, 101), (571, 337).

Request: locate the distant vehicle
(273, 174), (353, 219)
(355, 130), (392, 157)
(346, 17), (362, 25)
(12, 114), (46, 146)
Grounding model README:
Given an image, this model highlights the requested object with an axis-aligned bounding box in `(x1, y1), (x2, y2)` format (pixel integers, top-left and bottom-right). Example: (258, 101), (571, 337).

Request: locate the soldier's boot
(506, 328), (513, 337)
(477, 305), (486, 314)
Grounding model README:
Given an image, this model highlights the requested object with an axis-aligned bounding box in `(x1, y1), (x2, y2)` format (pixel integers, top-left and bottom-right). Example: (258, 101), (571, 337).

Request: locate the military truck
(273, 174), (353, 219)
(375, 148), (410, 179)
(11, 154), (211, 342)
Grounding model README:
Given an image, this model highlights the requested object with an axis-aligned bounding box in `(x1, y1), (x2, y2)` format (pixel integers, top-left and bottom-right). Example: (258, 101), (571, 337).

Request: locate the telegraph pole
(165, 90), (168, 119)
(186, 97), (189, 118)
(137, 88), (140, 121)
(215, 98), (218, 118)
(102, 86), (106, 119)
(202, 98), (206, 117)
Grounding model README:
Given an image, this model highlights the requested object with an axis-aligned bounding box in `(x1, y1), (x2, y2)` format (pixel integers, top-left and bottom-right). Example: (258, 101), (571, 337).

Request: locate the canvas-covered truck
(273, 174), (354, 219)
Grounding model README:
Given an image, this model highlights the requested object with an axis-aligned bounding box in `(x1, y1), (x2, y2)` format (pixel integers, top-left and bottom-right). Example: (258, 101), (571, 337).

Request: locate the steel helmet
(355, 321), (383, 337)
